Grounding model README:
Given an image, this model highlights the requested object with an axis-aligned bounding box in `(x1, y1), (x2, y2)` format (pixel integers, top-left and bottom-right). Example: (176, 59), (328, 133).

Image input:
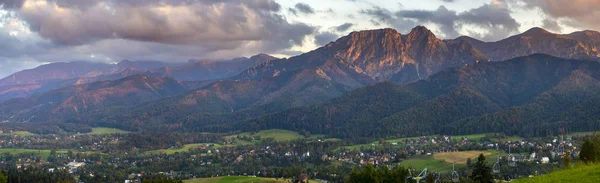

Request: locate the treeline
(0, 167), (75, 183)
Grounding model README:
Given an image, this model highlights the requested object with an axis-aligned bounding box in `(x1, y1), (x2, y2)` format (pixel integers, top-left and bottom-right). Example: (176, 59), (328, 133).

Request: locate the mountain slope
(457, 27), (600, 61)
(0, 74), (190, 123)
(0, 62), (113, 87)
(238, 54), (600, 138)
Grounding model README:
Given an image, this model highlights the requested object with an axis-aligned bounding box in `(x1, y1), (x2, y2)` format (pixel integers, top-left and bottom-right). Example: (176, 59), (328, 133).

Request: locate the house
(541, 157), (550, 164)
(67, 161), (86, 173)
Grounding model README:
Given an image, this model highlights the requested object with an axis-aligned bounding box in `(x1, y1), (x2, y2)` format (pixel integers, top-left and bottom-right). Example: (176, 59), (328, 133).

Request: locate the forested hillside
(239, 54), (600, 138)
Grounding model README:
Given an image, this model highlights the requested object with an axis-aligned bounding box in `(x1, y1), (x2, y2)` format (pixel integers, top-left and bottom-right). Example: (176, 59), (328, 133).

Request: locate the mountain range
(0, 26), (599, 138)
(0, 54), (277, 101)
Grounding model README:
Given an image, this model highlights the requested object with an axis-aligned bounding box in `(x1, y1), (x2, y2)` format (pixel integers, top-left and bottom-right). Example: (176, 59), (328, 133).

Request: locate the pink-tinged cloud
(523, 0), (600, 30)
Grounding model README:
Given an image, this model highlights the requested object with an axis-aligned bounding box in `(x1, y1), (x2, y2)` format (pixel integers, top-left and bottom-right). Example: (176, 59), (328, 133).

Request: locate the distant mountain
(457, 27), (600, 61)
(0, 74), (191, 123)
(0, 61), (173, 101)
(0, 55), (276, 101)
(0, 62), (113, 87)
(238, 54), (600, 138)
(147, 53), (278, 81)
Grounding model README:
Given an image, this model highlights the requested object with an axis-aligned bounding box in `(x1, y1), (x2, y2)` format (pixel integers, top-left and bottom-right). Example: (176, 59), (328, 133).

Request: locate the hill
(515, 163), (600, 183)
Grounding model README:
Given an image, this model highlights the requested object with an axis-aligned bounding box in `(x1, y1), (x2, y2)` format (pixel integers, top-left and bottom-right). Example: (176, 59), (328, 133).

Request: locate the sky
(0, 0), (599, 78)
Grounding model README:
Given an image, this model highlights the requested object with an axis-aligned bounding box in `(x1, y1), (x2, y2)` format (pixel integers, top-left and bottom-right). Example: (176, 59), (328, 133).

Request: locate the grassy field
(226, 129), (306, 142)
(85, 127), (130, 135)
(184, 176), (323, 183)
(144, 143), (222, 155)
(433, 151), (492, 164)
(515, 163), (600, 183)
(0, 131), (36, 136)
(401, 150), (504, 173)
(567, 131), (600, 138)
(0, 149), (68, 160)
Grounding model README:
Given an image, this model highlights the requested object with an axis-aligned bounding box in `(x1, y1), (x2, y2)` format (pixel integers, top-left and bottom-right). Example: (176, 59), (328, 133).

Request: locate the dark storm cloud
(360, 1), (520, 41)
(0, 0), (316, 77)
(335, 23), (354, 32)
(10, 0), (314, 53)
(294, 3), (315, 14)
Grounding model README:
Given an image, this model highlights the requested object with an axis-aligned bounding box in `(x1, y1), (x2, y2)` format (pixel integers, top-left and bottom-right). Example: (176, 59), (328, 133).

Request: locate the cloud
(288, 7), (298, 16)
(398, 6), (460, 38)
(542, 18), (562, 32)
(294, 3), (314, 14)
(0, 0), (25, 9)
(457, 0), (520, 40)
(15, 0), (313, 47)
(335, 23), (354, 32)
(361, 6), (416, 33)
(314, 32), (339, 46)
(521, 0), (600, 30)
(0, 0), (316, 77)
(361, 0), (520, 41)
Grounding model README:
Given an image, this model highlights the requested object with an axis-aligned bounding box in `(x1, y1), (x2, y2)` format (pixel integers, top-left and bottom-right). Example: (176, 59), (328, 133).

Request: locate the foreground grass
(515, 163), (600, 183)
(85, 127), (130, 135)
(144, 143), (222, 155)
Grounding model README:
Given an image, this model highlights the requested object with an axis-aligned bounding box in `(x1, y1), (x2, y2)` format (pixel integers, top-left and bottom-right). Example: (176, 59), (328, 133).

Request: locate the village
(0, 129), (583, 182)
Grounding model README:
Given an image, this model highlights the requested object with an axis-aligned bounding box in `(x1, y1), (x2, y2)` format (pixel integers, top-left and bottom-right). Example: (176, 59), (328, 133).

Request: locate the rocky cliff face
(237, 26), (488, 86)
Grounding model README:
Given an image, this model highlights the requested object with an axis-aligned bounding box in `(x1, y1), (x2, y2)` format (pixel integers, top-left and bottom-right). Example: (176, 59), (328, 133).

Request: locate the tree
(470, 154), (493, 183)
(0, 172), (7, 183)
(579, 138), (596, 163)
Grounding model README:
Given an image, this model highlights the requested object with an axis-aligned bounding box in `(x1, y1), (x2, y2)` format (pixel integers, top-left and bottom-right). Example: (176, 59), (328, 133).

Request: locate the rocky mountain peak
(521, 27), (553, 36)
(407, 25), (436, 38)
(250, 53), (278, 64)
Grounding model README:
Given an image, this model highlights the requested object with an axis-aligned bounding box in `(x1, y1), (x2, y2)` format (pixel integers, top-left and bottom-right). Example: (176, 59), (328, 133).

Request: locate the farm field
(85, 127), (130, 135)
(144, 143), (222, 155)
(0, 131), (36, 136)
(184, 176), (324, 183)
(226, 129), (306, 142)
(515, 163), (600, 183)
(224, 129), (335, 144)
(0, 149), (69, 160)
